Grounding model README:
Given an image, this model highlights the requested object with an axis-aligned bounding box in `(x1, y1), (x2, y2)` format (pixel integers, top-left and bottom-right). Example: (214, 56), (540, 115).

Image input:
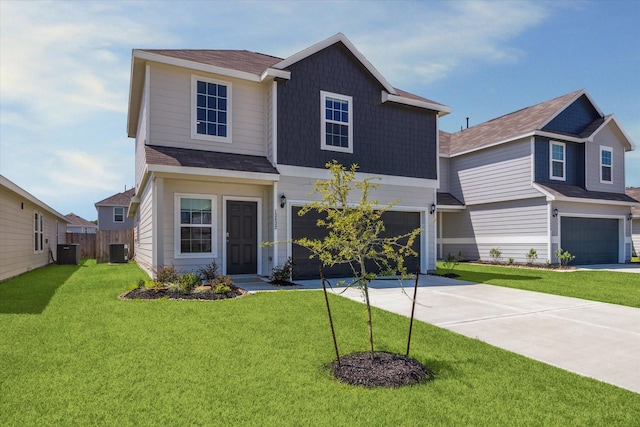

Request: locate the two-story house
(438, 89), (637, 265)
(126, 33), (450, 279)
(64, 213), (98, 234)
(95, 188), (135, 231)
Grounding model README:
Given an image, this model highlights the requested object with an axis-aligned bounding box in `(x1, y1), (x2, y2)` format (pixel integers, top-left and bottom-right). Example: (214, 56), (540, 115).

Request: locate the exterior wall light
(553, 208), (558, 218)
(280, 194), (287, 208)
(629, 212), (634, 221)
(430, 203), (436, 215)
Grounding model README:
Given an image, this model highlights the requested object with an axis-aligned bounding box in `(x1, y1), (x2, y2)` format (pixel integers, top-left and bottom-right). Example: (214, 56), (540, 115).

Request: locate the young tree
(296, 161), (422, 358)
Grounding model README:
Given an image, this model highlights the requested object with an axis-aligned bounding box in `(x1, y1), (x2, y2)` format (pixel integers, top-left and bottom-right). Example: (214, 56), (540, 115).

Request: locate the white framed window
(34, 211), (43, 253)
(550, 141), (566, 181)
(321, 91), (353, 153)
(600, 146), (613, 183)
(114, 207), (124, 223)
(191, 75), (232, 143)
(174, 193), (217, 258)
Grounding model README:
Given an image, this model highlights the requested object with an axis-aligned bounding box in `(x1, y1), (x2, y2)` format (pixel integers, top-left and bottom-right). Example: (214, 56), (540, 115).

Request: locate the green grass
(1, 260), (638, 426)
(435, 262), (640, 308)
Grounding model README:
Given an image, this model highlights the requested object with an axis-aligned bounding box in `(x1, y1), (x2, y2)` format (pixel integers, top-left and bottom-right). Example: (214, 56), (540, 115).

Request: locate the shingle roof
(536, 182), (639, 204)
(145, 145), (279, 175)
(443, 90), (584, 155)
(139, 49), (283, 75)
(95, 188), (135, 207)
(437, 192), (464, 206)
(626, 188), (640, 216)
(65, 213), (97, 228)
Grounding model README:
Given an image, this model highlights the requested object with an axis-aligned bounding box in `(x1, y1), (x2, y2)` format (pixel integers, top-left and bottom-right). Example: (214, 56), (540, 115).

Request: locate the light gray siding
(438, 157), (449, 193)
(632, 220), (640, 257)
(97, 206), (135, 231)
(147, 63), (267, 157)
(449, 138), (538, 205)
(134, 179), (154, 276)
(585, 124), (627, 193)
(439, 198), (549, 263)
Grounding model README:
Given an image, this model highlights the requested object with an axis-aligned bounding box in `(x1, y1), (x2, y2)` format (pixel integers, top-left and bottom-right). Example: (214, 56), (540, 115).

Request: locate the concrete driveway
(291, 274), (640, 394)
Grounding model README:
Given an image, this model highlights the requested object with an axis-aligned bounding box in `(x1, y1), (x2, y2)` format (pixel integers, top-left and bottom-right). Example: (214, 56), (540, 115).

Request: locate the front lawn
(1, 260), (638, 425)
(436, 262), (640, 308)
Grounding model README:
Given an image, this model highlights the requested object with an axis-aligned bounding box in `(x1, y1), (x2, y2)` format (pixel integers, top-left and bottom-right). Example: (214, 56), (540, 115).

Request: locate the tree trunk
(360, 259), (375, 360)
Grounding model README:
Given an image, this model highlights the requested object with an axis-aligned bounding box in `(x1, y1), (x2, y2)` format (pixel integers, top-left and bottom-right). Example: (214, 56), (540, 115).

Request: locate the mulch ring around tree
(331, 351), (434, 388)
(119, 286), (248, 301)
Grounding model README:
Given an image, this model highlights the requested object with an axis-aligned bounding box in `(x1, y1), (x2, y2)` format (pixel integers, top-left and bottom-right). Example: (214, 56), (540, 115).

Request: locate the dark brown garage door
(291, 207), (421, 279)
(560, 217), (618, 265)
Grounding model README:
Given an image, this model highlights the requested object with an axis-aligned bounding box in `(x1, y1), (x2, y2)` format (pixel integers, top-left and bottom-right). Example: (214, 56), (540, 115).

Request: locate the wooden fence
(66, 229), (135, 263)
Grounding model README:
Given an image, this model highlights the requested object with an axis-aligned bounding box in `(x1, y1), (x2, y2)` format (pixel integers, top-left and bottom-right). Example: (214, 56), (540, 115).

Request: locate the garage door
(291, 207), (421, 279)
(560, 217), (618, 265)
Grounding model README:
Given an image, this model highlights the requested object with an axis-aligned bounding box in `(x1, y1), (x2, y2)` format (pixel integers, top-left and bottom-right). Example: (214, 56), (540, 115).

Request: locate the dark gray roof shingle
(95, 188), (135, 207)
(437, 192), (464, 206)
(145, 145), (278, 175)
(537, 182), (638, 204)
(626, 188), (640, 216)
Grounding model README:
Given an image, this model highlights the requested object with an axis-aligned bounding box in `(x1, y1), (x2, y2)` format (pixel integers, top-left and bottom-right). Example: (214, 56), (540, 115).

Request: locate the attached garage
(291, 207), (421, 279)
(560, 217), (619, 265)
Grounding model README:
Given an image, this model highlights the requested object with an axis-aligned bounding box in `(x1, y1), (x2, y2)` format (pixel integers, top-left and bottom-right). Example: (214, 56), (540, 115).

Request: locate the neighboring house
(626, 187), (640, 257)
(0, 175), (69, 281)
(94, 188), (135, 231)
(126, 33), (450, 278)
(438, 89), (638, 265)
(65, 213), (98, 234)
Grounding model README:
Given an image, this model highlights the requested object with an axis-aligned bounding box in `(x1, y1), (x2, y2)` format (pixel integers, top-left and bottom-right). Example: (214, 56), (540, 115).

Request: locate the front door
(226, 201), (257, 275)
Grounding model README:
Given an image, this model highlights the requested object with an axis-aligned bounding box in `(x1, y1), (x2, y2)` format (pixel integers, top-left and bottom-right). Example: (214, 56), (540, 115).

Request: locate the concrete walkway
(246, 275), (640, 394)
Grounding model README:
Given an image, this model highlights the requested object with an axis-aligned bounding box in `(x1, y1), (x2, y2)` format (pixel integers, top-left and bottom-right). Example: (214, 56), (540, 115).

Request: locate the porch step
(230, 275), (268, 284)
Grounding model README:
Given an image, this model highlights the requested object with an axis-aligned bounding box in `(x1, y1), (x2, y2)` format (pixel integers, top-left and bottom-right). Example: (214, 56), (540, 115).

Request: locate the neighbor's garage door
(291, 207), (421, 279)
(560, 217), (618, 265)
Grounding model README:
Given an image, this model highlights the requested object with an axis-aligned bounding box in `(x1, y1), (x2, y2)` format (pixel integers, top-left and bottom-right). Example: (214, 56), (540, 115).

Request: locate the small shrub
(214, 284), (232, 294)
(555, 248), (575, 268)
(155, 265), (180, 284)
(211, 275), (234, 294)
(178, 273), (201, 293)
(526, 248), (538, 265)
(508, 257), (514, 265)
(270, 257), (294, 282)
(442, 251), (461, 274)
(197, 261), (219, 281)
(489, 248), (502, 263)
(545, 259), (551, 267)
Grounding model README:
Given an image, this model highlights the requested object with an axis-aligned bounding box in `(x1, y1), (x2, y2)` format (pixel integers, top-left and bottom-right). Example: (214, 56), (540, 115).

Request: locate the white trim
(382, 92), (451, 115)
(276, 164), (438, 188)
(273, 33), (397, 95)
(599, 145), (613, 184)
(589, 115), (635, 151)
(320, 91), (353, 153)
(260, 68), (291, 82)
(221, 196), (263, 276)
(34, 210), (44, 253)
(539, 89), (605, 129)
(531, 183), (640, 207)
(271, 80), (278, 166)
(190, 75), (232, 144)
(149, 164), (279, 183)
(174, 192), (218, 259)
(550, 141), (566, 181)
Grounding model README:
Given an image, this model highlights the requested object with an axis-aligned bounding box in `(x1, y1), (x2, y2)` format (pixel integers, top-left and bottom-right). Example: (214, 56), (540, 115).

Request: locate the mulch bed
(120, 286), (248, 301)
(331, 351), (434, 388)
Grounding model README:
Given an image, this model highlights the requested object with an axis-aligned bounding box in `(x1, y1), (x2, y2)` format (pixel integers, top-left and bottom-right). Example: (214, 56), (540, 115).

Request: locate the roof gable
(273, 33), (397, 95)
(65, 213), (97, 228)
(542, 94), (602, 135)
(95, 188), (136, 207)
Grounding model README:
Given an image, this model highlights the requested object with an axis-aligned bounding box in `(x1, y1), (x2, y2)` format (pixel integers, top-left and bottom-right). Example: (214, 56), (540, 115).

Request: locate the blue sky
(1, 0), (638, 221)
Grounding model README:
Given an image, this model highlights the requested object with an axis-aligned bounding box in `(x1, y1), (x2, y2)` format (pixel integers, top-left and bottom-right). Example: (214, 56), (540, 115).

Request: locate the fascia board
(273, 33), (397, 95)
(260, 68), (290, 82)
(276, 164), (439, 189)
(532, 183), (556, 201)
(382, 92), (451, 115)
(148, 164), (280, 183)
(588, 115), (636, 151)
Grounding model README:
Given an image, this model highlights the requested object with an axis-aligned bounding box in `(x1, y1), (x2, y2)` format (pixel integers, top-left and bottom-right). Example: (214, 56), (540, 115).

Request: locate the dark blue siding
(543, 95), (601, 135)
(277, 42), (437, 179)
(534, 137), (584, 186)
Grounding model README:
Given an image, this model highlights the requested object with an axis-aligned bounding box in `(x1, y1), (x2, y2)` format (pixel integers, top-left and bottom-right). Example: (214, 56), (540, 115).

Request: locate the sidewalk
(288, 274), (640, 394)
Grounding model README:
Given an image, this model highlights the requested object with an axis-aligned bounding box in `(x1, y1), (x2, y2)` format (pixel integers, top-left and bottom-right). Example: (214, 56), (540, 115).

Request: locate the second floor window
(321, 91), (353, 153)
(550, 141), (565, 181)
(114, 207), (124, 223)
(600, 146), (612, 183)
(192, 76), (231, 143)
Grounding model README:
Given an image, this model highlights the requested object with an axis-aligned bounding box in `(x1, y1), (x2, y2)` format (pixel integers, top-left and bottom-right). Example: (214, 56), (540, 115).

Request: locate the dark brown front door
(226, 201), (257, 275)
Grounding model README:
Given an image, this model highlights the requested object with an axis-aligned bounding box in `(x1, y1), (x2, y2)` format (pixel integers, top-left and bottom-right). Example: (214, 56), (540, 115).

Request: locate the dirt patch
(331, 351), (433, 388)
(120, 286), (248, 301)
